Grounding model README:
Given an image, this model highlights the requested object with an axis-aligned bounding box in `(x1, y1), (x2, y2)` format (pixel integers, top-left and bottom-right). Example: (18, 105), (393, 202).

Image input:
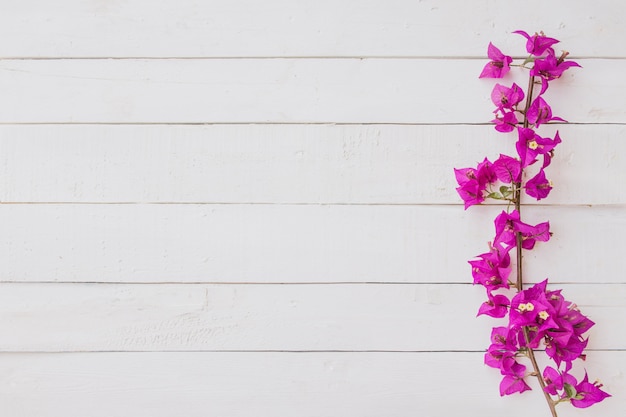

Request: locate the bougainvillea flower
(570, 373), (611, 408)
(513, 30), (559, 56)
(543, 366), (578, 396)
(527, 96), (565, 127)
(492, 210), (550, 250)
(493, 154), (521, 183)
(484, 326), (519, 372)
(479, 42), (513, 78)
(531, 50), (581, 94)
(492, 210), (520, 249)
(491, 110), (519, 132)
(563, 307), (596, 338)
(500, 362), (532, 396)
(543, 366), (564, 395)
(456, 181), (483, 209)
(546, 335), (589, 367)
(491, 83), (525, 111)
(514, 219), (551, 250)
(515, 128), (562, 168)
(509, 280), (552, 328)
(469, 247), (512, 291)
(525, 168), (552, 200)
(478, 292), (511, 318)
(454, 158), (497, 209)
(485, 342), (516, 371)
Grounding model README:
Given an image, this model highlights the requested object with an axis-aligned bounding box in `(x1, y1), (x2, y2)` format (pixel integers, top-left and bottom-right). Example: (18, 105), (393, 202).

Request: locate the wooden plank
(0, 283), (621, 352)
(0, 351), (620, 417)
(0, 124), (624, 205)
(0, 0), (622, 58)
(0, 204), (623, 284)
(0, 59), (619, 123)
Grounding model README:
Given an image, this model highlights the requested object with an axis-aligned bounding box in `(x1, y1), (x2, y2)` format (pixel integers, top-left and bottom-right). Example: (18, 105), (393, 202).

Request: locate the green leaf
(563, 383), (577, 399)
(486, 192), (503, 200)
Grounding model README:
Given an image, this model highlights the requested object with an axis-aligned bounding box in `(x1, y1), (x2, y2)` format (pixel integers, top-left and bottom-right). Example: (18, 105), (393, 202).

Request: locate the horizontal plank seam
(0, 55), (622, 61)
(0, 349), (626, 355)
(0, 202), (624, 208)
(1, 281), (623, 286)
(0, 349), (622, 354)
(0, 122), (624, 126)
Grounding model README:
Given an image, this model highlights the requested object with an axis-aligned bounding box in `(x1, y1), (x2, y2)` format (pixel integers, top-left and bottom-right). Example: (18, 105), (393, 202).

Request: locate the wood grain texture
(0, 58), (621, 123)
(0, 0), (622, 58)
(1, 1), (622, 415)
(0, 351), (621, 417)
(1, 204), (624, 284)
(0, 283), (622, 352)
(0, 124), (624, 205)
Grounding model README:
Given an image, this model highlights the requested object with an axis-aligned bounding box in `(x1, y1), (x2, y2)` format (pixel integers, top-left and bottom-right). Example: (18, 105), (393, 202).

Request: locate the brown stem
(515, 72), (558, 417)
(523, 328), (558, 417)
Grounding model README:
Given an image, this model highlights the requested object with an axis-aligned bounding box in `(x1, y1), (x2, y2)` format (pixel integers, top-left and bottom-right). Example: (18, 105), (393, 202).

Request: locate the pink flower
(454, 158), (496, 209)
(525, 169), (552, 200)
(513, 30), (559, 56)
(527, 96), (565, 127)
(479, 43), (513, 78)
(469, 246), (512, 292)
(543, 366), (577, 396)
(491, 110), (519, 132)
(491, 83), (525, 111)
(499, 362), (532, 396)
(492, 210), (551, 251)
(478, 292), (511, 318)
(545, 336), (588, 367)
(515, 128), (561, 168)
(531, 50), (581, 94)
(492, 154), (521, 184)
(570, 373), (611, 408)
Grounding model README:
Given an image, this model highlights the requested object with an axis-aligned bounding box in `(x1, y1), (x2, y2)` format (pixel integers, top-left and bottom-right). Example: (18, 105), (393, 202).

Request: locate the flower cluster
(455, 31), (609, 413)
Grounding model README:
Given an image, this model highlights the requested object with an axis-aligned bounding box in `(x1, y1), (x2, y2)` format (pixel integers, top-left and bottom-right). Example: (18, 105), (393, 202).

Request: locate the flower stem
(523, 327), (558, 417)
(516, 73), (559, 417)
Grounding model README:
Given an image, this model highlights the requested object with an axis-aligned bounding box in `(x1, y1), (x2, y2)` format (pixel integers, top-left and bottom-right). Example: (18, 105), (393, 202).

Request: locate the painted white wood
(0, 58), (618, 124)
(0, 0), (621, 58)
(1, 1), (622, 415)
(0, 124), (624, 205)
(0, 283), (621, 352)
(0, 204), (623, 284)
(0, 351), (620, 417)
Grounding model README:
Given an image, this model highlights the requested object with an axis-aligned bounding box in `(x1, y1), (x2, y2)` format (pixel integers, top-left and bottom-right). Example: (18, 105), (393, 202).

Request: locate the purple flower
(491, 83), (525, 111)
(570, 373), (611, 408)
(469, 247), (512, 292)
(499, 361), (532, 396)
(543, 366), (564, 395)
(515, 128), (561, 168)
(541, 131), (562, 168)
(478, 292), (511, 318)
(491, 110), (519, 132)
(454, 158), (496, 209)
(492, 154), (521, 184)
(514, 219), (551, 250)
(484, 326), (520, 376)
(525, 169), (552, 200)
(527, 96), (565, 127)
(493, 210), (551, 251)
(531, 50), (581, 94)
(513, 30), (559, 56)
(543, 366), (578, 396)
(545, 336), (588, 367)
(509, 280), (558, 346)
(480, 43), (513, 78)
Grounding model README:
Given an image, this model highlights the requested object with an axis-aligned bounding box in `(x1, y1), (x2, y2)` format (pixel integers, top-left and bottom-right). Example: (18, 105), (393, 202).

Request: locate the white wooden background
(0, 1), (624, 416)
